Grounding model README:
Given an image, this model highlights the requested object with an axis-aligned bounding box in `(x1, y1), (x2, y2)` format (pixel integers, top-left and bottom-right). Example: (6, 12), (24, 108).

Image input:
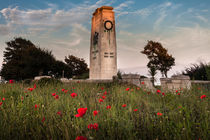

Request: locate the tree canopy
(65, 55), (89, 77)
(141, 40), (175, 78)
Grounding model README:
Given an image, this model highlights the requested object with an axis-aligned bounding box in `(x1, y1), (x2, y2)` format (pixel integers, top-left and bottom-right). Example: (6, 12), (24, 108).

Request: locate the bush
(36, 78), (62, 87)
(22, 79), (33, 85)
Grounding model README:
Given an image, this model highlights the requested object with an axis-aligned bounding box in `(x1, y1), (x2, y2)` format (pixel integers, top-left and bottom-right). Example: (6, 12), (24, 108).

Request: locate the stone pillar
(89, 6), (117, 79)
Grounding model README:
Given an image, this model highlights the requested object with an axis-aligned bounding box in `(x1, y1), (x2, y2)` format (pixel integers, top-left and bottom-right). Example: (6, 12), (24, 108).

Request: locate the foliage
(73, 71), (89, 79)
(117, 70), (122, 80)
(0, 82), (209, 140)
(51, 60), (72, 79)
(36, 78), (62, 87)
(65, 55), (89, 77)
(141, 40), (175, 78)
(0, 37), (56, 80)
(182, 62), (210, 80)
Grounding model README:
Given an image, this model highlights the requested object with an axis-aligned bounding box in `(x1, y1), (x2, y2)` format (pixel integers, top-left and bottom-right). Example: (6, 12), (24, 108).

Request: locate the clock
(104, 20), (113, 31)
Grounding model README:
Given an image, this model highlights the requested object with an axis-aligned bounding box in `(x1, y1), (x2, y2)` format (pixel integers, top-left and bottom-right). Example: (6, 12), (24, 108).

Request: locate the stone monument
(89, 6), (117, 79)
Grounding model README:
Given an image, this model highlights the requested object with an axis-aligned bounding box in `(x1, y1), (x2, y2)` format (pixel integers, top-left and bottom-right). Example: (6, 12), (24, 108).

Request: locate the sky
(0, 0), (210, 83)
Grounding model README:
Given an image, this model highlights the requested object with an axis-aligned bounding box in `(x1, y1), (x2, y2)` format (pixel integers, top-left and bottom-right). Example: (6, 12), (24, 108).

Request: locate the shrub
(36, 78), (62, 87)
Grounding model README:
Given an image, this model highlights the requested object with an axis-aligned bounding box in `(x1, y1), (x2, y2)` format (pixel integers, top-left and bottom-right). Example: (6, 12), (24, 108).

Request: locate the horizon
(0, 0), (210, 83)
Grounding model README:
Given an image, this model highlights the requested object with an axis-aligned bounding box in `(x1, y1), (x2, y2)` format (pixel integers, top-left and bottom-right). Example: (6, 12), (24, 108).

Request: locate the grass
(0, 82), (209, 140)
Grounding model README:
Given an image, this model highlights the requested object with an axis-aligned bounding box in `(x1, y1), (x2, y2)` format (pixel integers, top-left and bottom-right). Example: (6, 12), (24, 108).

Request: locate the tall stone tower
(89, 6), (117, 79)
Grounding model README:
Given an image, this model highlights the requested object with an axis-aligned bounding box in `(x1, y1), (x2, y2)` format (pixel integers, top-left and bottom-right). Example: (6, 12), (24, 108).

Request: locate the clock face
(104, 20), (113, 30)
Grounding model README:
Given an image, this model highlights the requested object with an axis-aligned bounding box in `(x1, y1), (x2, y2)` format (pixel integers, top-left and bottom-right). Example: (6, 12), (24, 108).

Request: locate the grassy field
(0, 81), (209, 140)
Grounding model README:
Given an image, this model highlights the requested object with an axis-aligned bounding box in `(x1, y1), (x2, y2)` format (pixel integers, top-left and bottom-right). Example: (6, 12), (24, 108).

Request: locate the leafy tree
(1, 37), (56, 80)
(51, 60), (73, 79)
(141, 40), (175, 78)
(64, 55), (89, 77)
(182, 62), (210, 80)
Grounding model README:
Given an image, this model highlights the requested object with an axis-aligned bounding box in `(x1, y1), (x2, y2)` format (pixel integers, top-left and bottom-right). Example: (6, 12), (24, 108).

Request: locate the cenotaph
(89, 6), (117, 79)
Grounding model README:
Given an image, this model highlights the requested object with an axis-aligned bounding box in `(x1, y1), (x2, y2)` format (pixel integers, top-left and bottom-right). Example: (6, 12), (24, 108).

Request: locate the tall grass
(0, 82), (209, 140)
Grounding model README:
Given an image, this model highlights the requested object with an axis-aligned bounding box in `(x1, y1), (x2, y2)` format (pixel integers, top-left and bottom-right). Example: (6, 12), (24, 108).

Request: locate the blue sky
(0, 0), (210, 81)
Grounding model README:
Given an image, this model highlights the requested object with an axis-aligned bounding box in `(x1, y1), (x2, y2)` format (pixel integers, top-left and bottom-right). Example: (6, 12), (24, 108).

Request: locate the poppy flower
(176, 90), (178, 93)
(157, 112), (163, 116)
(106, 105), (111, 109)
(9, 80), (14, 84)
(200, 95), (206, 99)
(103, 91), (107, 95)
(2, 97), (5, 101)
(62, 89), (65, 92)
(98, 98), (103, 103)
(64, 90), (68, 93)
(35, 104), (38, 109)
(75, 108), (87, 117)
(57, 111), (62, 116)
(133, 109), (138, 112)
(75, 136), (87, 140)
(0, 102), (3, 106)
(52, 93), (56, 96)
(141, 82), (144, 85)
(122, 104), (127, 107)
(102, 96), (106, 99)
(55, 95), (59, 99)
(88, 123), (99, 130)
(126, 88), (130, 91)
(71, 93), (77, 98)
(137, 87), (140, 90)
(177, 93), (180, 95)
(28, 88), (34, 91)
(42, 117), (45, 123)
(162, 92), (165, 96)
(101, 87), (104, 90)
(93, 110), (99, 116)
(156, 90), (161, 94)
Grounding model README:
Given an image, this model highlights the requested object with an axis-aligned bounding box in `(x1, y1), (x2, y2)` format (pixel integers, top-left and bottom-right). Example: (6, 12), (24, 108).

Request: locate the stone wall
(121, 74), (155, 91)
(160, 75), (191, 91)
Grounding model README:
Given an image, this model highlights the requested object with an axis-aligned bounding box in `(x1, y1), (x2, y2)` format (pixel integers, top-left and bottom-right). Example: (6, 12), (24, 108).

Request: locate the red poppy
(101, 87), (104, 90)
(176, 90), (178, 93)
(141, 82), (144, 85)
(2, 97), (5, 101)
(42, 117), (45, 123)
(9, 80), (14, 84)
(55, 95), (59, 99)
(103, 91), (107, 95)
(156, 89), (161, 94)
(102, 96), (106, 99)
(133, 109), (138, 112)
(62, 89), (65, 92)
(0, 102), (3, 106)
(93, 110), (99, 116)
(35, 104), (38, 109)
(177, 93), (180, 95)
(137, 87), (140, 90)
(122, 104), (127, 107)
(71, 93), (77, 98)
(57, 111), (62, 116)
(200, 95), (206, 99)
(106, 105), (111, 109)
(162, 92), (165, 96)
(75, 136), (87, 140)
(75, 108), (87, 117)
(98, 98), (103, 103)
(157, 112), (163, 116)
(52, 93), (56, 96)
(126, 88), (130, 91)
(88, 123), (99, 130)
(64, 90), (68, 93)
(28, 88), (34, 91)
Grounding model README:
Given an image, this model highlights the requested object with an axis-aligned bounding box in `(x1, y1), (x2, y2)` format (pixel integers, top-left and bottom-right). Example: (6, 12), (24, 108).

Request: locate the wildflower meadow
(0, 81), (209, 140)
